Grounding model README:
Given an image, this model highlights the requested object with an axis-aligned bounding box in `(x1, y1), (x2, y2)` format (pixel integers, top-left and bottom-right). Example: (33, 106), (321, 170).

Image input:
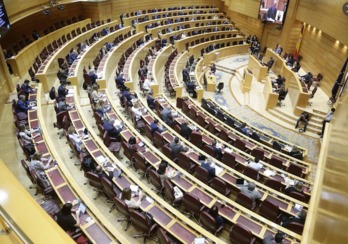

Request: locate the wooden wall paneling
(298, 25), (348, 96)
(223, 0), (260, 18)
(296, 0), (348, 46)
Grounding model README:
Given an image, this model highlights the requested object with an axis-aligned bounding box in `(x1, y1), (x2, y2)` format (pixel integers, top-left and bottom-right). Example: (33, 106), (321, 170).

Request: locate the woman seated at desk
(120, 187), (143, 209)
(56, 202), (81, 232)
(209, 205), (224, 229)
(67, 126), (83, 152)
(95, 100), (109, 120)
(30, 152), (52, 175)
(90, 84), (103, 104)
(18, 124), (38, 155)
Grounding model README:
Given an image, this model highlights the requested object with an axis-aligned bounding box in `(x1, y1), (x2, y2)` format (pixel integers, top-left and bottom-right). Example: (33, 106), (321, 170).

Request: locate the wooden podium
(241, 68), (253, 93)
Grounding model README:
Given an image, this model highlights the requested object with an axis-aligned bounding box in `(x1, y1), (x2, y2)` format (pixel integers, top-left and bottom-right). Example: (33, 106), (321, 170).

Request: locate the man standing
(319, 108), (335, 138)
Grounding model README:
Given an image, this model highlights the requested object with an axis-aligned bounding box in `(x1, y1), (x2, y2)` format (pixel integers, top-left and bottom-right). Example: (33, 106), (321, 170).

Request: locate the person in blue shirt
(121, 88), (136, 102)
(58, 82), (69, 98)
(103, 119), (122, 139)
(115, 72), (126, 90)
(146, 93), (155, 110)
(88, 69), (98, 84)
(201, 157), (216, 180)
(21, 80), (35, 96)
(150, 119), (163, 135)
(16, 95), (32, 113)
(68, 49), (78, 65)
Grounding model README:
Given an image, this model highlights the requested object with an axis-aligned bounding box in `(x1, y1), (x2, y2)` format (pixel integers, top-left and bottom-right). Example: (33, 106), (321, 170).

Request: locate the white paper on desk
(283, 145), (292, 152)
(215, 165), (223, 175)
(130, 185), (139, 193)
(96, 155), (107, 164)
(224, 147), (232, 154)
(68, 89), (74, 94)
(189, 72), (195, 76)
(194, 238), (205, 244)
(284, 177), (295, 186)
(157, 98), (165, 102)
(146, 196), (154, 203)
(294, 204), (303, 212)
(264, 169), (276, 177)
(216, 142), (222, 149)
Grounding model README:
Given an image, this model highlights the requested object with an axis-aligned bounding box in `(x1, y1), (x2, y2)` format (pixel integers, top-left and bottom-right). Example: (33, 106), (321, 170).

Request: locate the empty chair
(235, 138), (247, 152)
(152, 131), (164, 148)
(53, 111), (69, 139)
(133, 151), (151, 180)
(189, 131), (203, 148)
(148, 169), (164, 195)
(251, 148), (264, 161)
(113, 196), (133, 231)
(272, 141), (282, 151)
(182, 192), (205, 222)
(200, 211), (223, 235)
(287, 222), (304, 235)
(101, 177), (119, 212)
(194, 166), (213, 183)
(229, 223), (256, 244)
(210, 177), (231, 196)
(221, 151), (237, 169)
(177, 152), (196, 173)
(84, 171), (103, 199)
(103, 131), (122, 157)
(163, 179), (182, 206)
(157, 227), (179, 244)
(259, 199), (281, 222)
(130, 211), (158, 242)
(236, 192), (255, 210)
(269, 156), (284, 169)
(289, 191), (306, 202)
(30, 169), (54, 196)
(264, 179), (283, 191)
(286, 163), (304, 178)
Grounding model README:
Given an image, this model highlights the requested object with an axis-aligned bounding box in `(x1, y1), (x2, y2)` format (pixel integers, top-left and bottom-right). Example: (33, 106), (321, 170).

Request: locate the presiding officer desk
(36, 20), (118, 93)
(122, 6), (219, 27)
(67, 26), (131, 90)
(263, 49), (310, 114)
(67, 87), (224, 243)
(28, 84), (128, 243)
(7, 19), (91, 78)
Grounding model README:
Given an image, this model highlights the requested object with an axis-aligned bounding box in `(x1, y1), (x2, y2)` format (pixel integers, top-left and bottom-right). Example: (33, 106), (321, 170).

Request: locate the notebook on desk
(78, 202), (86, 216)
(113, 168), (122, 179)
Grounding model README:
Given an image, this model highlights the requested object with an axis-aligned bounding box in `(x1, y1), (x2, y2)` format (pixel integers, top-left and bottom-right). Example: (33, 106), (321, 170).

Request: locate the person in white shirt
(68, 126), (82, 152)
(319, 108), (335, 138)
(30, 152), (51, 174)
(90, 84), (102, 104)
(181, 33), (186, 39)
(131, 101), (144, 120)
(247, 157), (263, 171)
(142, 77), (154, 92)
(120, 187), (143, 209)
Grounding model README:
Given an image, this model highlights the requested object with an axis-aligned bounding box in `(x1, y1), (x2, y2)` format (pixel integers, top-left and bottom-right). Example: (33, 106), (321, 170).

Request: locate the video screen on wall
(258, 0), (289, 25)
(0, 0), (10, 40)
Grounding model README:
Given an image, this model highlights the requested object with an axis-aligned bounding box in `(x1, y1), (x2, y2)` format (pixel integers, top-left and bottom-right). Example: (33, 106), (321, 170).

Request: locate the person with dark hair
(180, 122), (192, 140)
(289, 145), (303, 159)
(284, 181), (304, 195)
(121, 87), (136, 102)
(21, 79), (36, 96)
(282, 210), (307, 227)
(186, 81), (197, 98)
(16, 95), (32, 114)
(57, 97), (73, 113)
(319, 108), (335, 138)
(58, 82), (69, 98)
(201, 157), (216, 180)
(240, 182), (262, 208)
(120, 187), (142, 209)
(103, 119), (123, 139)
(150, 119), (163, 135)
(157, 160), (168, 184)
(68, 49), (78, 65)
(209, 205), (224, 228)
(128, 136), (137, 145)
(247, 156), (263, 171)
(295, 111), (309, 132)
(56, 202), (80, 232)
(266, 1), (278, 20)
(263, 232), (285, 244)
(115, 72), (126, 90)
(146, 93), (155, 110)
(169, 137), (188, 159)
(211, 140), (223, 160)
(291, 63), (301, 72)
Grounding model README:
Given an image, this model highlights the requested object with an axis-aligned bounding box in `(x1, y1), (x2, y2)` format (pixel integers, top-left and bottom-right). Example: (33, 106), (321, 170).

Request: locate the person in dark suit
(21, 79), (36, 97)
(284, 181), (304, 195)
(56, 203), (80, 232)
(263, 232), (284, 244)
(150, 119), (163, 135)
(103, 119), (122, 139)
(201, 158), (216, 180)
(146, 93), (155, 110)
(186, 81), (197, 98)
(115, 72), (126, 90)
(168, 137), (188, 159)
(208, 205), (224, 229)
(211, 140), (223, 160)
(295, 112), (309, 132)
(282, 210), (307, 227)
(267, 1), (278, 20)
(58, 82), (69, 98)
(16, 95), (32, 114)
(180, 122), (192, 140)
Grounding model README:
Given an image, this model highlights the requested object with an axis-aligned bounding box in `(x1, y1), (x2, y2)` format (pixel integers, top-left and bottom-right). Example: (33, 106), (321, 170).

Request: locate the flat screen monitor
(258, 0), (289, 25)
(0, 0), (10, 40)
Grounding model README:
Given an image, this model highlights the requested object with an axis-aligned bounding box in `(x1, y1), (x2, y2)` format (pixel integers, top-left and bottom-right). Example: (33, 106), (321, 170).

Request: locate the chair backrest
(289, 191), (306, 202)
(101, 177), (117, 199)
(121, 141), (133, 160)
(210, 177), (229, 196)
(113, 196), (130, 217)
(130, 211), (150, 233)
(145, 124), (153, 140)
(163, 179), (176, 204)
(133, 152), (147, 172)
(287, 163), (303, 177)
(194, 166), (210, 182)
(272, 141), (282, 151)
(183, 192), (203, 216)
(176, 97), (186, 109)
(149, 169), (163, 192)
(221, 151), (236, 168)
(229, 223), (255, 244)
(21, 160), (35, 184)
(157, 228), (171, 244)
(217, 82), (224, 90)
(200, 211), (218, 234)
(235, 138), (246, 151)
(189, 131), (203, 148)
(287, 222), (304, 235)
(55, 111), (69, 128)
(243, 166), (259, 181)
(103, 131), (111, 147)
(177, 152), (195, 173)
(153, 131), (164, 148)
(202, 144), (216, 158)
(196, 114), (207, 127)
(85, 171), (102, 188)
(162, 144), (173, 160)
(269, 156), (284, 169)
(259, 199), (280, 222)
(264, 179), (283, 191)
(251, 148), (264, 160)
(236, 192), (254, 210)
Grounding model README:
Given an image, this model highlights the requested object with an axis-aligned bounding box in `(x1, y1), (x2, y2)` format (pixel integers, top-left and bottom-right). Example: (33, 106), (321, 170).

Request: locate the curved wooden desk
(67, 26), (130, 92)
(263, 49), (310, 114)
(123, 6), (219, 27)
(36, 20), (118, 92)
(6, 19), (91, 78)
(247, 54), (268, 82)
(31, 84), (129, 243)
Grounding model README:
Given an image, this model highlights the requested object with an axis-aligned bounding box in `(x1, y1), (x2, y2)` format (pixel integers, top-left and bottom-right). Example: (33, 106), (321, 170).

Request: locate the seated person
(88, 69), (98, 84)
(211, 140), (223, 160)
(18, 124), (35, 150)
(68, 49), (78, 65)
(210, 64), (216, 74)
(301, 72), (313, 84)
(180, 122), (192, 140)
(58, 82), (69, 98)
(120, 187), (143, 209)
(115, 72), (126, 90)
(169, 137), (188, 159)
(90, 84), (102, 104)
(142, 77), (154, 92)
(275, 45), (283, 55)
(131, 100), (145, 121)
(264, 57), (274, 71)
(57, 68), (68, 83)
(146, 93), (155, 110)
(240, 182), (262, 208)
(295, 111), (309, 132)
(157, 160), (169, 184)
(201, 157), (216, 180)
(67, 126), (82, 152)
(56, 202), (80, 232)
(186, 81), (197, 98)
(16, 95), (32, 115)
(282, 210), (307, 227)
(208, 205), (224, 229)
(272, 75), (284, 88)
(240, 122), (252, 136)
(247, 156), (263, 171)
(57, 97), (73, 113)
(160, 106), (174, 126)
(291, 63), (301, 72)
(95, 165), (113, 180)
(30, 152), (52, 175)
(150, 119), (163, 135)
(286, 54), (295, 67)
(121, 87), (136, 102)
(284, 181), (304, 195)
(95, 100), (109, 119)
(102, 119), (123, 139)
(288, 145), (303, 159)
(263, 232), (285, 244)
(21, 79), (36, 96)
